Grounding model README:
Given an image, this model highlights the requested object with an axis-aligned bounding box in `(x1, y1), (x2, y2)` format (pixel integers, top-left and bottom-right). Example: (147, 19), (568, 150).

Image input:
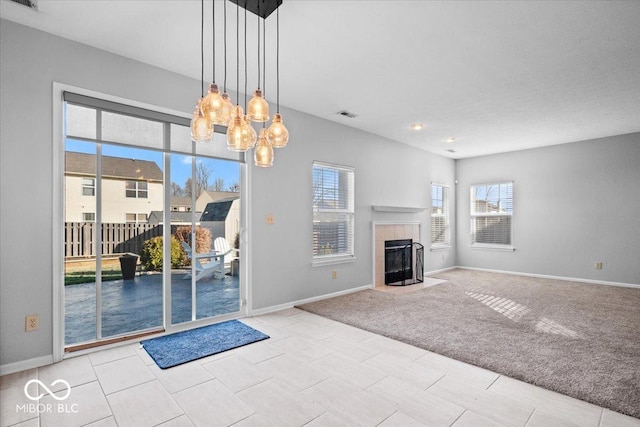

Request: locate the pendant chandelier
(191, 0), (289, 168)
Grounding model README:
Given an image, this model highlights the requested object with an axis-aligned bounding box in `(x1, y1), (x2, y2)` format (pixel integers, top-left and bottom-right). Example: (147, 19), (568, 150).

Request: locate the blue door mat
(141, 319), (269, 369)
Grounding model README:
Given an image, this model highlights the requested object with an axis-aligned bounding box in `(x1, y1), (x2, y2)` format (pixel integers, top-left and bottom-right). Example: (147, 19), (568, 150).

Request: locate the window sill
(470, 244), (515, 252)
(430, 245), (452, 252)
(312, 256), (357, 267)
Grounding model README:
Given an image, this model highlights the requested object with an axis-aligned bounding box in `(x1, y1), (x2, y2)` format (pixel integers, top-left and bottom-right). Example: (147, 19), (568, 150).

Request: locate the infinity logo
(24, 379), (71, 401)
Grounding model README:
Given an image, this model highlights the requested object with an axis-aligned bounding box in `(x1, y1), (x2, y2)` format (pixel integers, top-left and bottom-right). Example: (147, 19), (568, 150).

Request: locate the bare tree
(195, 162), (213, 197)
(184, 177), (193, 198)
(170, 182), (184, 197)
(227, 181), (240, 192)
(211, 177), (225, 192)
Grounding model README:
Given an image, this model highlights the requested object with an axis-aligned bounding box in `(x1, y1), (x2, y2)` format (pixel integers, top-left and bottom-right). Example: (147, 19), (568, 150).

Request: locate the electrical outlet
(595, 262), (603, 270)
(265, 214), (274, 225)
(332, 270), (337, 279)
(25, 314), (39, 332)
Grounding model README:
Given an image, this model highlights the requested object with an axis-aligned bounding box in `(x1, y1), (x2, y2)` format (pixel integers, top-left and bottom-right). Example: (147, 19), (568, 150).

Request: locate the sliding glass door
(63, 94), (244, 349)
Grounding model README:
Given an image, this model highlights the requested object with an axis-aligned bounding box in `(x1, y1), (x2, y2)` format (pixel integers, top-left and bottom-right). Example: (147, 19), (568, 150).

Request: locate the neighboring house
(199, 195), (241, 244)
(147, 210), (203, 226)
(170, 196), (192, 212)
(195, 190), (240, 213)
(65, 152), (163, 223)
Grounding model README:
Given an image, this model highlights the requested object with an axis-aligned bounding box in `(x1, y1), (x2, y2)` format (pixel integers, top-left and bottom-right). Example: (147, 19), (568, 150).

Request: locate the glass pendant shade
(267, 113), (289, 148)
(201, 83), (230, 126)
(247, 89), (270, 122)
(226, 107), (248, 152)
(221, 93), (234, 125)
(243, 115), (258, 149)
(191, 101), (213, 142)
(254, 129), (274, 167)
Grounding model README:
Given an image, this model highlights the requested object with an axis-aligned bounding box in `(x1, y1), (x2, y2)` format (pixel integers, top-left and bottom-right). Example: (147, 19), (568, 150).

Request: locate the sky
(66, 139), (240, 191)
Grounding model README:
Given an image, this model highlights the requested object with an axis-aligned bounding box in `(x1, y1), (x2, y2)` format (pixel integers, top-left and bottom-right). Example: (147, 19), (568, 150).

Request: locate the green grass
(65, 270), (123, 286)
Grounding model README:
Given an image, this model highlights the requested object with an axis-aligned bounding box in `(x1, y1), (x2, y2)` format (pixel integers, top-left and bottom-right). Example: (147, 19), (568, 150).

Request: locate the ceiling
(2, 0), (640, 159)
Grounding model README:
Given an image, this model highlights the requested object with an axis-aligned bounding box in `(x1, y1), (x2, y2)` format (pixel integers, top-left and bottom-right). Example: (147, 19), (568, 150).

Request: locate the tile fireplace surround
(373, 223), (422, 287)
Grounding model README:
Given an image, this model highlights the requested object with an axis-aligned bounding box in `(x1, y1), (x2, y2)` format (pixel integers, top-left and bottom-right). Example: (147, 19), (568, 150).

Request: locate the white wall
(456, 133), (640, 285)
(0, 20), (455, 368)
(249, 110), (456, 309)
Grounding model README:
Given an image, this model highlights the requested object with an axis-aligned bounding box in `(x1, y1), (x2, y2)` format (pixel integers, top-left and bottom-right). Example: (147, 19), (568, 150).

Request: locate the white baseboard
(457, 266), (640, 289)
(0, 354), (53, 376)
(424, 266), (457, 276)
(248, 284), (374, 317)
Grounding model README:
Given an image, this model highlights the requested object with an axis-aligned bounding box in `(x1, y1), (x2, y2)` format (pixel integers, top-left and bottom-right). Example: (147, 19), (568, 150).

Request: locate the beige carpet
(297, 269), (640, 418)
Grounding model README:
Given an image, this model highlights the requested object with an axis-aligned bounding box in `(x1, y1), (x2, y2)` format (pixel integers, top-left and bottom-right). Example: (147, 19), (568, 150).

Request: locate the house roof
(65, 152), (163, 181)
(200, 198), (237, 222)
(200, 190), (240, 202)
(170, 196), (192, 207)
(148, 211), (202, 224)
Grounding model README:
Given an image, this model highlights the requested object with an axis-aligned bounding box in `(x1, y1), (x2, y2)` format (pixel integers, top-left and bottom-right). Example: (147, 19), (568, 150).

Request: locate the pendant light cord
(236, 0), (239, 106)
(223, 0), (227, 92)
(200, 0), (204, 97)
(257, 6), (261, 90)
(244, 1), (248, 109)
(263, 15), (267, 128)
(276, 6), (280, 113)
(212, 0), (215, 83)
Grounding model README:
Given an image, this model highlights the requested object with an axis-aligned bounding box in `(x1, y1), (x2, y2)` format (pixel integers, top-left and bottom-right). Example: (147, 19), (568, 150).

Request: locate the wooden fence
(65, 222), (177, 257)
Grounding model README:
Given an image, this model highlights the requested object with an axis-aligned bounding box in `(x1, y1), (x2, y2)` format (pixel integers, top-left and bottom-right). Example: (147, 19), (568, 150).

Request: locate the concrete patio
(64, 270), (240, 345)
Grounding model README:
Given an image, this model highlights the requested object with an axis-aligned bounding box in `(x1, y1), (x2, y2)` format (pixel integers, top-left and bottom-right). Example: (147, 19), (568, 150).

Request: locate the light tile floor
(1, 308), (639, 427)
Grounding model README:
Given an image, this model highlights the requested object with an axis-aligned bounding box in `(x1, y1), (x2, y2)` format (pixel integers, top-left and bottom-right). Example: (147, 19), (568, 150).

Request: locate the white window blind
(312, 162), (355, 264)
(431, 184), (450, 247)
(470, 182), (513, 247)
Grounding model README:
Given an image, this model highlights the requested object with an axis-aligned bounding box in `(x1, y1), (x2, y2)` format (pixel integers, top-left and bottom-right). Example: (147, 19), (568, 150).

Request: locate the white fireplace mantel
(371, 205), (426, 213)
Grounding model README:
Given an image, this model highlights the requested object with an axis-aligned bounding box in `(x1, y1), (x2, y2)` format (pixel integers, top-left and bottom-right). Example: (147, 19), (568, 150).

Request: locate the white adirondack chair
(181, 241), (223, 281)
(213, 237), (237, 274)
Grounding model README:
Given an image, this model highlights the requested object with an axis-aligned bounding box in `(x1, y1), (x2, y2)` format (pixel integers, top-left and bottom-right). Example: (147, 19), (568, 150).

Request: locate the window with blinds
(312, 162), (355, 264)
(470, 182), (513, 247)
(431, 184), (450, 247)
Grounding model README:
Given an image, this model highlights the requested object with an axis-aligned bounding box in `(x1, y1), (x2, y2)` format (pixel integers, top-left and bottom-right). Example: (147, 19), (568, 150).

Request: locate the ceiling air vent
(446, 149), (456, 153)
(10, 0), (38, 9)
(337, 110), (357, 119)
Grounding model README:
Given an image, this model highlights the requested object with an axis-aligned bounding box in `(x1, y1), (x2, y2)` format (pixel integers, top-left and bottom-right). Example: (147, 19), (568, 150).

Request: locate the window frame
(126, 213), (147, 224)
(469, 181), (515, 251)
(125, 180), (148, 198)
(431, 183), (451, 250)
(312, 161), (356, 266)
(82, 178), (95, 196)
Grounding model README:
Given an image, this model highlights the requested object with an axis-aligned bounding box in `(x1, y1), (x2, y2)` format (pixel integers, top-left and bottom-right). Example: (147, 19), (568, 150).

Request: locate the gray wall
(0, 20), (455, 367)
(455, 133), (640, 284)
(249, 112), (456, 309)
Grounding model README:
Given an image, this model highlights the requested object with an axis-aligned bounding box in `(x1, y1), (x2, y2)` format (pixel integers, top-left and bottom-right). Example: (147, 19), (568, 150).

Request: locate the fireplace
(385, 239), (413, 285)
(374, 223), (423, 287)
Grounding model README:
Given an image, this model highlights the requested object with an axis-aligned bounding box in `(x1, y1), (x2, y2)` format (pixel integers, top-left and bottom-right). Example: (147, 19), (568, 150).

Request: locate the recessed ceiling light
(411, 123), (424, 130)
(446, 137), (456, 143)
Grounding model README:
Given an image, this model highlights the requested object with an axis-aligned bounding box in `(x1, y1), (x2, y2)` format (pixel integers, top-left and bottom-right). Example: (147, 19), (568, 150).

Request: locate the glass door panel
(168, 150), (242, 324)
(99, 144), (164, 338)
(194, 156), (241, 319)
(64, 140), (97, 346)
(169, 152), (194, 325)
